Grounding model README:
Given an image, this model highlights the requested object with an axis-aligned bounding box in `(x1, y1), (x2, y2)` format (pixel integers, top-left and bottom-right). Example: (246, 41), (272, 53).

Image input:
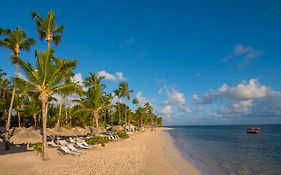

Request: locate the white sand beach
(0, 128), (201, 175)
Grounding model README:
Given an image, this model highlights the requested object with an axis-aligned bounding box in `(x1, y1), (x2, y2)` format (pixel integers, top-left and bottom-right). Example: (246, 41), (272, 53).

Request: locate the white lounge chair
(60, 146), (80, 155)
(76, 142), (91, 149)
(58, 140), (69, 146)
(67, 144), (83, 153)
(48, 141), (59, 147)
(81, 141), (95, 148)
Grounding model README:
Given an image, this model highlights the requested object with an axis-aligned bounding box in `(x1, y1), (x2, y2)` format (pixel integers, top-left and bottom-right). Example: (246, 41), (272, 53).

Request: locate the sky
(1, 0), (281, 125)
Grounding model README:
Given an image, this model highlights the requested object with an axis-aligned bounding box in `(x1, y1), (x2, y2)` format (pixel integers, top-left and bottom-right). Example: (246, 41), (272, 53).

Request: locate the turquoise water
(166, 125), (281, 175)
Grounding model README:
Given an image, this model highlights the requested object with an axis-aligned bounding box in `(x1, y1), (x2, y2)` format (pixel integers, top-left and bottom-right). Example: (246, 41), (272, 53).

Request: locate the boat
(246, 128), (261, 134)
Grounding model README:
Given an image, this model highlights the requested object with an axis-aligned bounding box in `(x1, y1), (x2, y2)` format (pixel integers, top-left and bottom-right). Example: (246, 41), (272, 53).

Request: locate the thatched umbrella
(10, 127), (41, 144)
(47, 127), (70, 136)
(69, 127), (88, 136)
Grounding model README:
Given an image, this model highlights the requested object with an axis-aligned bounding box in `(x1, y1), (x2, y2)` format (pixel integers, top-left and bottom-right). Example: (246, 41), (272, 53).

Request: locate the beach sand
(0, 128), (201, 175)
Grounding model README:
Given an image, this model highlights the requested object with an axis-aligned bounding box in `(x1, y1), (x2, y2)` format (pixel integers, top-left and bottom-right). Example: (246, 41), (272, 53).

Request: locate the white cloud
(222, 44), (264, 68)
(193, 79), (269, 104)
(217, 100), (253, 115)
(193, 79), (281, 118)
(161, 105), (172, 116)
(97, 70), (126, 81)
(159, 86), (193, 116)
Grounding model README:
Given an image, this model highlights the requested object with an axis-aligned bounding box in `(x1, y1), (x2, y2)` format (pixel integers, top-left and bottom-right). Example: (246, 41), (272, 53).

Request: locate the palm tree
(24, 96), (41, 128)
(133, 98), (139, 108)
(31, 11), (64, 49)
(132, 98), (139, 124)
(144, 102), (154, 131)
(0, 70), (11, 125)
(0, 28), (35, 150)
(116, 82), (133, 124)
(13, 49), (81, 160)
(55, 77), (80, 128)
(75, 73), (106, 133)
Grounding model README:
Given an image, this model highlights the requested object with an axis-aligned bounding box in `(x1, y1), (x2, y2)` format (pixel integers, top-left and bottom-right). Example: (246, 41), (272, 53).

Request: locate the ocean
(166, 125), (281, 175)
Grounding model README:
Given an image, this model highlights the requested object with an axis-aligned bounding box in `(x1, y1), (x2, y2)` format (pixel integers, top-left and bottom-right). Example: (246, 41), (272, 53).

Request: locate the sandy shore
(0, 128), (201, 175)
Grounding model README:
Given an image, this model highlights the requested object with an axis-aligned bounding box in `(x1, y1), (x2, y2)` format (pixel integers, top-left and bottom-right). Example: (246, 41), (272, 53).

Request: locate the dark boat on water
(247, 128), (261, 134)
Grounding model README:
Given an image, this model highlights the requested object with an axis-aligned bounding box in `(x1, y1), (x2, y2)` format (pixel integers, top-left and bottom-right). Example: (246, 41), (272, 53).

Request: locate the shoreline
(0, 128), (202, 175)
(161, 128), (202, 175)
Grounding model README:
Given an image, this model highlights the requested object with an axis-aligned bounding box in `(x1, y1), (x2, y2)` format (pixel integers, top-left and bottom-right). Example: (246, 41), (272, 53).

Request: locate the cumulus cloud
(159, 86), (193, 116)
(222, 44), (264, 68)
(97, 70), (126, 81)
(194, 79), (281, 119)
(193, 79), (269, 105)
(161, 105), (172, 116)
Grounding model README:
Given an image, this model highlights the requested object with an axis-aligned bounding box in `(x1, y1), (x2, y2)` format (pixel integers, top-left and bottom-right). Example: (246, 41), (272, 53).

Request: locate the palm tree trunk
(118, 105), (121, 125)
(150, 115), (154, 131)
(47, 40), (50, 49)
(55, 104), (62, 128)
(17, 109), (21, 127)
(93, 112), (100, 134)
(41, 98), (49, 160)
(5, 62), (19, 150)
(33, 113), (37, 128)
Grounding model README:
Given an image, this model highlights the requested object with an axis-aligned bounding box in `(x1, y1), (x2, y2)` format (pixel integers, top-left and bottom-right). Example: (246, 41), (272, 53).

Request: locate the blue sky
(1, 0), (281, 125)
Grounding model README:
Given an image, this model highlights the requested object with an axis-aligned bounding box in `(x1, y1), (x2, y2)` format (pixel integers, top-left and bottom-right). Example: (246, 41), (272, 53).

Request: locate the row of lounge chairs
(47, 132), (122, 155)
(47, 137), (95, 155)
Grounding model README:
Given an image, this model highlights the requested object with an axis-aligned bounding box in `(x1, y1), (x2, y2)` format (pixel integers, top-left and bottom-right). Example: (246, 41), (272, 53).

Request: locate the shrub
(31, 142), (42, 153)
(116, 131), (129, 138)
(86, 136), (110, 145)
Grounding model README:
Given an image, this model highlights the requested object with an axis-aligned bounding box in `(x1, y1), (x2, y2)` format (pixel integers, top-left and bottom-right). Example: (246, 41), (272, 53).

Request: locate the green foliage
(86, 136), (110, 145)
(31, 142), (42, 153)
(116, 131), (129, 138)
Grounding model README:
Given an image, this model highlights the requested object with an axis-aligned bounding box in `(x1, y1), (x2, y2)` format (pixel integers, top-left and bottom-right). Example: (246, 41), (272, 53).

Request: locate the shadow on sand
(0, 142), (29, 155)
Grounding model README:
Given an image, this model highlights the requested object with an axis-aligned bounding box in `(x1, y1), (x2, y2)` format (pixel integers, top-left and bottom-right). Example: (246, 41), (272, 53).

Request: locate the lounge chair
(69, 137), (77, 143)
(59, 146), (80, 155)
(81, 141), (95, 148)
(48, 140), (59, 147)
(67, 144), (83, 153)
(76, 142), (92, 149)
(58, 139), (69, 146)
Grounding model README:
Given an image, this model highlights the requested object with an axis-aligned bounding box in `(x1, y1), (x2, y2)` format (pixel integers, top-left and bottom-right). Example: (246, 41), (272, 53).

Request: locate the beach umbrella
(47, 127), (70, 136)
(69, 127), (88, 136)
(9, 127), (27, 136)
(10, 127), (41, 144)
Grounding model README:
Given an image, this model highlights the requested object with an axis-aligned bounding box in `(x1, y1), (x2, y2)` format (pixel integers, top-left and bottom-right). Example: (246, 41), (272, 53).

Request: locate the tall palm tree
(31, 11), (64, 49)
(133, 98), (139, 108)
(144, 102), (154, 131)
(75, 73), (106, 133)
(132, 98), (139, 124)
(0, 28), (35, 150)
(116, 82), (133, 124)
(12, 49), (81, 160)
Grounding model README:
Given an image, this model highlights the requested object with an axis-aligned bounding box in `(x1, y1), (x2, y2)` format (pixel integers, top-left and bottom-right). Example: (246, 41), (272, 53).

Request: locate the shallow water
(167, 125), (281, 175)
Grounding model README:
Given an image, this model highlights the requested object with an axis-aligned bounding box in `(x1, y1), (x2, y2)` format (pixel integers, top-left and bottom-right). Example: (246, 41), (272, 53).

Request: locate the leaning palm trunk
(5, 63), (19, 150)
(41, 97), (49, 160)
